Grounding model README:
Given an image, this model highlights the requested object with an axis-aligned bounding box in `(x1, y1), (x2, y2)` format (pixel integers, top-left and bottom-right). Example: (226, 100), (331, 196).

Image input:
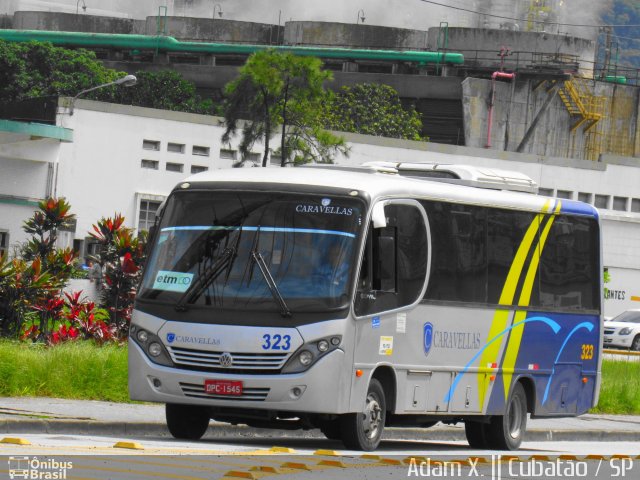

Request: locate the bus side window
(355, 204), (427, 316)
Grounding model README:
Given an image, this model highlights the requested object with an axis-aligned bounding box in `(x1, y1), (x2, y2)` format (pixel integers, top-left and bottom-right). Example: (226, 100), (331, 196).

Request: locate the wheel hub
(362, 393), (382, 439)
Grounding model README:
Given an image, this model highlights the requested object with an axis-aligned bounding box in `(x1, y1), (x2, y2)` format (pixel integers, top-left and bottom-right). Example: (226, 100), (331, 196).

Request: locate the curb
(2, 419), (640, 442)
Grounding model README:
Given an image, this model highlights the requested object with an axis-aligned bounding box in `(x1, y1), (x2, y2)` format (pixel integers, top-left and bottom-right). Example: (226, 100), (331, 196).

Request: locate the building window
(245, 152), (261, 163)
(578, 192), (592, 204)
(538, 188), (553, 197)
(142, 140), (160, 151)
(190, 165), (208, 174)
(594, 194), (609, 209)
(613, 196), (628, 212)
(632, 199), (640, 213)
(0, 230), (9, 257)
(220, 148), (237, 160)
(141, 159), (159, 170)
(556, 190), (573, 199)
(166, 162), (184, 173)
(270, 154), (282, 166)
(138, 200), (161, 232)
(192, 145), (210, 156)
(168, 142), (185, 153)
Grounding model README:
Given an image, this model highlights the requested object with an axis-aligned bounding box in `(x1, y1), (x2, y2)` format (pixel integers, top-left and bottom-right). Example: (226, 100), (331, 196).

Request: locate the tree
(322, 83), (425, 141)
(222, 49), (347, 167)
(89, 214), (146, 337)
(106, 69), (216, 115)
(0, 40), (215, 114)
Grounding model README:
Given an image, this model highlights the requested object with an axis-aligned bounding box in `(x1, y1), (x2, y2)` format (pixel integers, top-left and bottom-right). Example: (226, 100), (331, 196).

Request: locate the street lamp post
(213, 4), (223, 19)
(357, 9), (365, 25)
(76, 0), (87, 15)
(70, 74), (137, 115)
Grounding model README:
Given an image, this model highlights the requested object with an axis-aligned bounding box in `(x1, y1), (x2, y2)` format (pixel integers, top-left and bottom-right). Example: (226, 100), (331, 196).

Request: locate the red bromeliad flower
(121, 252), (139, 274)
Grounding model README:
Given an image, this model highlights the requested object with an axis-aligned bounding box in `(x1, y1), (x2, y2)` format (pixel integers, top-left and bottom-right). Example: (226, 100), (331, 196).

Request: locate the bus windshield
(139, 190), (365, 314)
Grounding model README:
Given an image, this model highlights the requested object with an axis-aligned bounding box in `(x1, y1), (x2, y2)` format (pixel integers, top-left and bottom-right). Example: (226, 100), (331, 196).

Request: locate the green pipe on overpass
(0, 30), (464, 65)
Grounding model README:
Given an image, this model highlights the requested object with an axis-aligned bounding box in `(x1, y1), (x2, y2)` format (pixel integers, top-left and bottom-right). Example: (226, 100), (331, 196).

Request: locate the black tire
(340, 378), (386, 451)
(464, 420), (489, 449)
(631, 335), (640, 351)
(319, 419), (342, 440)
(485, 382), (527, 450)
(166, 403), (210, 440)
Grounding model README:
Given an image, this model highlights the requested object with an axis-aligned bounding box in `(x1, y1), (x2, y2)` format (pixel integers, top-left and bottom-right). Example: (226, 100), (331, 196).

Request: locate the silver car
(603, 310), (640, 350)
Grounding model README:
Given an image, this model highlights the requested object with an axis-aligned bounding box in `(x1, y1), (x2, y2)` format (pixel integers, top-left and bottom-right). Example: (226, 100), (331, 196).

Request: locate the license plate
(204, 379), (243, 396)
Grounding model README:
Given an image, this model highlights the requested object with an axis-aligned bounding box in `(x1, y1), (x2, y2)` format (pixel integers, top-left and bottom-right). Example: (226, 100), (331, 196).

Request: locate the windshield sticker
(372, 316), (380, 329)
(379, 336), (393, 356)
(153, 270), (194, 293)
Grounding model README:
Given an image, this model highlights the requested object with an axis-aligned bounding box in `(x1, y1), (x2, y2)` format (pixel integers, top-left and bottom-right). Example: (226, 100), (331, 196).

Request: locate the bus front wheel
(166, 403), (210, 440)
(486, 382), (527, 450)
(340, 379), (386, 451)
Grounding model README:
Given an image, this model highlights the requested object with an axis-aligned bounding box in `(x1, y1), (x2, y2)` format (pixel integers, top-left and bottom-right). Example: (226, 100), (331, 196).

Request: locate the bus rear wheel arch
(464, 381), (528, 450)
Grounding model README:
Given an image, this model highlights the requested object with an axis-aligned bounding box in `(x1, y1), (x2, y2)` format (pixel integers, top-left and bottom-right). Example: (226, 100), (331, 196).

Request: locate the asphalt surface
(1, 397), (640, 442)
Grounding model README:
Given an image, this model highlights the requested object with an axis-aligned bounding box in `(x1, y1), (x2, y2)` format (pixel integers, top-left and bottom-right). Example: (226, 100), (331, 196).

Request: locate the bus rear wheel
(485, 382), (527, 450)
(340, 379), (386, 451)
(166, 403), (210, 440)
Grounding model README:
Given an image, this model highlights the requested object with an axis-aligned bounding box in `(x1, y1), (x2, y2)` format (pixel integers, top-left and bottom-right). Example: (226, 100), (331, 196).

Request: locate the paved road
(1, 434), (638, 480)
(2, 397), (640, 479)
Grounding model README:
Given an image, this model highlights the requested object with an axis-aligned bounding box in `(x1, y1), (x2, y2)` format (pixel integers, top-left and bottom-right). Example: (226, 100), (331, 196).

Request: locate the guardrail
(603, 348), (640, 357)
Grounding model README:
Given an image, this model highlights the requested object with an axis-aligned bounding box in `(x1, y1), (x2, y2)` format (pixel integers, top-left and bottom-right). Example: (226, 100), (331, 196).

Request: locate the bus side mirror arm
(372, 202), (387, 228)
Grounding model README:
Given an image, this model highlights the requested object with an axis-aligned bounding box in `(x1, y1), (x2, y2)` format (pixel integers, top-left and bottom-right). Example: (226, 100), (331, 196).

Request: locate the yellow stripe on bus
(501, 201), (561, 401)
(477, 200), (551, 409)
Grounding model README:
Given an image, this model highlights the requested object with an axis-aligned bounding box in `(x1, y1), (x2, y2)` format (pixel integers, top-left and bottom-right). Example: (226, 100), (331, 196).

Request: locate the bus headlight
(130, 326), (173, 367)
(137, 330), (149, 343)
(281, 335), (342, 374)
(148, 342), (162, 357)
(299, 350), (313, 365)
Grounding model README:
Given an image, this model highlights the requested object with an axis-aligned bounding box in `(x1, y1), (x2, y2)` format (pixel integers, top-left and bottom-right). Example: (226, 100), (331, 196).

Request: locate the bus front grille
(179, 382), (270, 401)
(168, 346), (290, 372)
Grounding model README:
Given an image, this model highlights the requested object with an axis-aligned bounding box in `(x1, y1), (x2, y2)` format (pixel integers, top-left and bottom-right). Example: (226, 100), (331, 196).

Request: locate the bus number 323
(262, 334), (291, 351)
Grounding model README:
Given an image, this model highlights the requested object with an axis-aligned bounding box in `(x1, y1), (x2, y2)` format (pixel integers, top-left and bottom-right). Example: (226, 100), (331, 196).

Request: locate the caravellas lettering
(295, 204), (353, 216)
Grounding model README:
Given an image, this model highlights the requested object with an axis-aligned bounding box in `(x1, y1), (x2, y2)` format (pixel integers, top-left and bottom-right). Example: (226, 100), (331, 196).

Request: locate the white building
(1, 98), (639, 317)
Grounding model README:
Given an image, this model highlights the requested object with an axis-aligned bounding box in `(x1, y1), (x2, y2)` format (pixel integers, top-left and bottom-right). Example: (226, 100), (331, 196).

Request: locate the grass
(0, 340), (638, 414)
(0, 340), (129, 403)
(592, 357), (640, 415)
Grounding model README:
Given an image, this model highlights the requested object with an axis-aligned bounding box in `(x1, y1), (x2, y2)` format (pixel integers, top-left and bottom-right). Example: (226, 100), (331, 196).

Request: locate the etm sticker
(372, 316), (381, 329)
(379, 336), (393, 356)
(153, 270), (193, 293)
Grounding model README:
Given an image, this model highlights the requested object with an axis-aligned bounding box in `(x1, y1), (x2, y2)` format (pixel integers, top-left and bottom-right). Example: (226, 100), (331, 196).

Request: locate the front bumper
(128, 339), (349, 414)
(603, 335), (633, 349)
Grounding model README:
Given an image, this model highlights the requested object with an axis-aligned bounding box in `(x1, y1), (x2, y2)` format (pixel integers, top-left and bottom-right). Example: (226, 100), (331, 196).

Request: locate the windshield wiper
(175, 247), (235, 312)
(247, 226), (291, 318)
(251, 250), (292, 318)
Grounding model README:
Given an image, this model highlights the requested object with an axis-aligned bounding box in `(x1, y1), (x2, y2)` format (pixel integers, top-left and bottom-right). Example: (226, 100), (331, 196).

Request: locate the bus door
(351, 200), (431, 414)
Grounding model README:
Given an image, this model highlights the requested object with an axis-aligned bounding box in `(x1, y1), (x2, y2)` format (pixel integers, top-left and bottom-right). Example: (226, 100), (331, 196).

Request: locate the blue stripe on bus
(160, 226), (356, 238)
(559, 200), (599, 218)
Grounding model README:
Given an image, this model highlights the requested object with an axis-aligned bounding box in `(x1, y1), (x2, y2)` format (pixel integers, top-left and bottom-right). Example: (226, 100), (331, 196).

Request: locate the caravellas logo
(166, 333), (176, 343)
(321, 198), (332, 207)
(423, 322), (434, 357)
